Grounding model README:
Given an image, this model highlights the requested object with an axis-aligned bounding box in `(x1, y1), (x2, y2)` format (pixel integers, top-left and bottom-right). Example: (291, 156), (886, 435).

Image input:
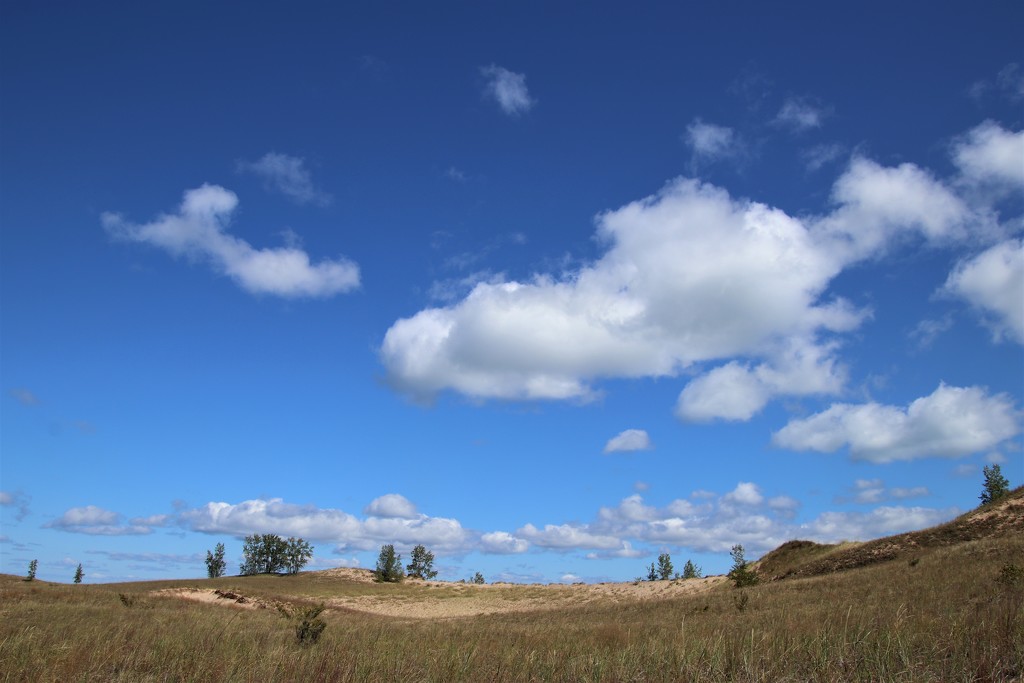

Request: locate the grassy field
(2, 498), (1022, 682)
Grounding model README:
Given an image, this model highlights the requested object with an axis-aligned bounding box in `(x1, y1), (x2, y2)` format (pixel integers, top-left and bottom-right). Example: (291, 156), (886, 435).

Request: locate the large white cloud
(943, 239), (1024, 344)
(772, 383), (1020, 463)
(382, 177), (860, 405)
(381, 138), (1002, 417)
(103, 184), (359, 297)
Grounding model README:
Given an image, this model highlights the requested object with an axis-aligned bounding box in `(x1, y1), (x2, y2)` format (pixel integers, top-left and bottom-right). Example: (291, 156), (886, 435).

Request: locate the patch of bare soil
(153, 576), (727, 620)
(305, 567), (377, 584)
(326, 575), (727, 619)
(152, 587), (280, 611)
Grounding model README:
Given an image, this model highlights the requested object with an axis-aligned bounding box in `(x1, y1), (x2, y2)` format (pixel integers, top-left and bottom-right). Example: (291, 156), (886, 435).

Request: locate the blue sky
(1, 2), (1022, 584)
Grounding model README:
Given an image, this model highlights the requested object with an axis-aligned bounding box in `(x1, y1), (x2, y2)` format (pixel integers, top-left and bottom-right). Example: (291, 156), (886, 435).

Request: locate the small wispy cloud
(969, 62), (1024, 102)
(603, 429), (653, 454)
(9, 388), (39, 406)
(445, 166), (467, 182)
(684, 119), (742, 162)
(835, 479), (930, 504)
(236, 152), (332, 206)
(909, 315), (954, 349)
(481, 64), (535, 116)
(0, 490), (31, 521)
(801, 143), (846, 172)
(774, 97), (830, 131)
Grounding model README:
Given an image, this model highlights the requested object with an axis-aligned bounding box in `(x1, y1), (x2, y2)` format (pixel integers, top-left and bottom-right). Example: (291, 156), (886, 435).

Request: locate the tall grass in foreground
(1, 536), (1020, 682)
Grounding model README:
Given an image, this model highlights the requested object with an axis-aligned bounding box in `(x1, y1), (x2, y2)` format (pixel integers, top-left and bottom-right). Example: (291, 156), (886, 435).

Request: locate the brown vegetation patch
(779, 486), (1024, 580)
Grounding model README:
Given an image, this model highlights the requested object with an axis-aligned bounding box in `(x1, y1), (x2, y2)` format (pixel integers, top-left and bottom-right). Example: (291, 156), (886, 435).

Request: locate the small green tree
(284, 537), (313, 575)
(682, 559), (702, 579)
(646, 562), (658, 581)
(374, 544), (404, 582)
(206, 542), (226, 578)
(406, 544), (438, 579)
(240, 534), (297, 575)
(73, 563), (84, 584)
(980, 464), (1011, 506)
(728, 544), (758, 588)
(657, 552), (674, 580)
(471, 571), (485, 584)
(26, 559), (37, 582)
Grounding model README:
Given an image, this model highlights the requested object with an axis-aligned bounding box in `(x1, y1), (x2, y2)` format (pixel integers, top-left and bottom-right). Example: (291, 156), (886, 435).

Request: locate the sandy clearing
(153, 575), (727, 620)
(152, 587), (278, 611)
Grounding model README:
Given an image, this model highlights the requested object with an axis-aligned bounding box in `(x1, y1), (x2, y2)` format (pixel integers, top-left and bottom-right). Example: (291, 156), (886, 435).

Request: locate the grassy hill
(756, 485), (1024, 581)
(2, 491), (1021, 681)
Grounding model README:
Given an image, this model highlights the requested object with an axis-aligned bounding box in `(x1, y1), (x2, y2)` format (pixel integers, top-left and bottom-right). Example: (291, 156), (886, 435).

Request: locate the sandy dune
(153, 574), (727, 620)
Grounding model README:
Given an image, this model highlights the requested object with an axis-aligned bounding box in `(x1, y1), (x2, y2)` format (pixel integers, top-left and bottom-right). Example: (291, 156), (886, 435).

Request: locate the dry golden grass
(2, 493), (1022, 682)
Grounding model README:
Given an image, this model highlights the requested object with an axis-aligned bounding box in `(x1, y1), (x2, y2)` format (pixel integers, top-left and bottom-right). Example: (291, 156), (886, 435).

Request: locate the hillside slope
(758, 485), (1024, 581)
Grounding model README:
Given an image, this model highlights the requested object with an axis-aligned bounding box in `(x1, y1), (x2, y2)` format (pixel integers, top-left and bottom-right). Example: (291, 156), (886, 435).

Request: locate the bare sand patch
(153, 587), (276, 610)
(326, 575), (727, 619)
(152, 575), (726, 620)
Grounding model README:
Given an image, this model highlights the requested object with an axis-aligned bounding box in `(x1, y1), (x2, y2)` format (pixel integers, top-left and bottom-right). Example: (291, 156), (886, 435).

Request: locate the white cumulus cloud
(676, 338), (848, 421)
(943, 239), (1024, 343)
(381, 126), (1010, 419)
(178, 496), (471, 553)
(773, 383), (1020, 463)
(802, 506), (956, 542)
(952, 121), (1024, 189)
(480, 531), (529, 554)
(382, 177), (859, 405)
(103, 184), (359, 298)
(815, 158), (973, 261)
(603, 429), (652, 453)
(516, 523), (624, 550)
(481, 64), (535, 116)
(46, 505), (152, 535)
(364, 494), (418, 519)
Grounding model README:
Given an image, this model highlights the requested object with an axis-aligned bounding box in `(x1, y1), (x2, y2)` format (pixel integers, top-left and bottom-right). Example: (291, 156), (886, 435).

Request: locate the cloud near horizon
(45, 483), (966, 564)
(772, 383), (1020, 463)
(103, 184), (360, 297)
(45, 505), (153, 536)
